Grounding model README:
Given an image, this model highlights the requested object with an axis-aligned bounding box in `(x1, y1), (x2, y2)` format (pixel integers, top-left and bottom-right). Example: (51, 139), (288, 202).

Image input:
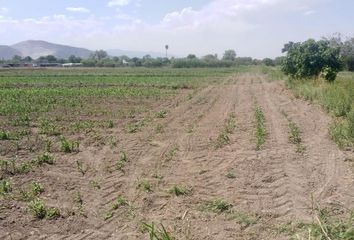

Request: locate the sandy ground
(1, 73), (354, 240)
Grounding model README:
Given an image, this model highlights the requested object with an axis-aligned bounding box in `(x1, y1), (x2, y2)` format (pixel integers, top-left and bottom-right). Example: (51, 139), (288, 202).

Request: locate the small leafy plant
(76, 160), (87, 176)
(203, 199), (232, 213)
(28, 199), (60, 219)
(138, 180), (152, 193)
(32, 153), (54, 166)
(60, 137), (79, 153)
(141, 222), (173, 240)
(255, 107), (266, 150)
(168, 185), (191, 196)
(116, 151), (128, 171)
(0, 180), (12, 196)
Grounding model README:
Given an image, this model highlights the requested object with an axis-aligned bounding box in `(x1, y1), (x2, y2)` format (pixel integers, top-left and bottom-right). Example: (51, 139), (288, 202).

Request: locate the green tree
(91, 50), (108, 60)
(46, 55), (57, 63)
(12, 55), (22, 63)
(222, 50), (236, 61)
(262, 58), (275, 66)
(203, 54), (218, 61)
(68, 55), (82, 63)
(23, 56), (33, 62)
(187, 54), (197, 59)
(281, 39), (342, 82)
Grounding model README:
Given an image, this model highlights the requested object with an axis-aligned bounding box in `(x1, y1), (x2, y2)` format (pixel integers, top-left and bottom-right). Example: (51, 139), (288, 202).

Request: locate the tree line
(0, 49), (283, 68)
(281, 34), (354, 82)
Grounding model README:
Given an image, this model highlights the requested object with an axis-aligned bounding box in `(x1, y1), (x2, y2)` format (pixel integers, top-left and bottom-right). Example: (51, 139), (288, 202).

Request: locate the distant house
(38, 63), (61, 67)
(62, 63), (83, 67)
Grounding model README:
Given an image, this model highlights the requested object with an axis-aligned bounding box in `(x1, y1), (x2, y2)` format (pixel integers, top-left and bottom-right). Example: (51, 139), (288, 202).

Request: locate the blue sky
(0, 0), (353, 58)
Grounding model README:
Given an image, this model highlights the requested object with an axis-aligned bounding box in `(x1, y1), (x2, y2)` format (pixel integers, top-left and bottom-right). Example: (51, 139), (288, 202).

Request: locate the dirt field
(1, 72), (354, 239)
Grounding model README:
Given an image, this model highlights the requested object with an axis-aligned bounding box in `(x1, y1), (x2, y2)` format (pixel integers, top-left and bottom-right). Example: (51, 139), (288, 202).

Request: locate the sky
(0, 0), (353, 58)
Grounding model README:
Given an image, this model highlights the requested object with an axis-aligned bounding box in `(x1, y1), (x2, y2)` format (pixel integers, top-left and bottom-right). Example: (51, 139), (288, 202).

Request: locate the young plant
(32, 153), (54, 166)
(60, 137), (79, 153)
(0, 180), (12, 196)
(168, 185), (191, 196)
(138, 180), (152, 193)
(203, 199), (232, 213)
(74, 191), (85, 216)
(155, 110), (167, 118)
(107, 120), (114, 128)
(76, 160), (87, 176)
(116, 151), (128, 171)
(28, 199), (47, 219)
(288, 121), (301, 144)
(255, 107), (266, 150)
(0, 131), (10, 140)
(213, 114), (236, 149)
(225, 171), (236, 179)
(31, 182), (44, 195)
(89, 180), (101, 190)
(141, 223), (173, 240)
(28, 199), (60, 219)
(104, 196), (128, 220)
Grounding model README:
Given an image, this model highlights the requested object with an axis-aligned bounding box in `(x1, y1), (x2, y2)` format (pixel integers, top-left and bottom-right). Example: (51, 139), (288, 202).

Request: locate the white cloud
(304, 10), (316, 15)
(66, 7), (90, 13)
(108, 0), (131, 7)
(0, 0), (345, 58)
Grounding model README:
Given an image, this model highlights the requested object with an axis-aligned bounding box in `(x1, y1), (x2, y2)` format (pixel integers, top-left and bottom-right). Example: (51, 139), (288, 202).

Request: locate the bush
(282, 39), (342, 82)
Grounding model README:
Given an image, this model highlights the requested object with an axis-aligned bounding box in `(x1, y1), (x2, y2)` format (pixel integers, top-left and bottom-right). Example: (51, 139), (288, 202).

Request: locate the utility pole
(165, 45), (169, 59)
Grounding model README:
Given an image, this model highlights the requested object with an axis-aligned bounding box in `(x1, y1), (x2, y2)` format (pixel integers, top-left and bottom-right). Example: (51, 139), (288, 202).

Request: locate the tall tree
(281, 39), (342, 82)
(222, 50), (237, 61)
(165, 45), (169, 59)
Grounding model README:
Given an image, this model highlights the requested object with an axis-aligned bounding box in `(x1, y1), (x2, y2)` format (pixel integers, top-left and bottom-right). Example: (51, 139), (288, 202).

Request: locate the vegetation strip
(255, 107), (266, 150)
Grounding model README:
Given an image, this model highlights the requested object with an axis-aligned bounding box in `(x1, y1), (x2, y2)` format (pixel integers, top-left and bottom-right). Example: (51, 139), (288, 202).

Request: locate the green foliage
(155, 110), (167, 118)
(31, 182), (44, 195)
(141, 223), (173, 240)
(0, 180), (12, 196)
(225, 171), (236, 179)
(255, 107), (266, 150)
(288, 122), (301, 144)
(32, 153), (54, 166)
(115, 151), (128, 171)
(28, 199), (47, 219)
(28, 199), (60, 219)
(73, 191), (86, 216)
(60, 137), (79, 153)
(89, 180), (101, 189)
(222, 49), (237, 61)
(286, 71), (354, 149)
(75, 160), (87, 175)
(0, 130), (10, 140)
(171, 59), (234, 68)
(283, 207), (354, 240)
(107, 120), (114, 128)
(213, 114), (236, 149)
(282, 39), (342, 82)
(138, 180), (152, 193)
(168, 185), (191, 196)
(203, 199), (232, 213)
(227, 210), (257, 227)
(105, 196), (128, 220)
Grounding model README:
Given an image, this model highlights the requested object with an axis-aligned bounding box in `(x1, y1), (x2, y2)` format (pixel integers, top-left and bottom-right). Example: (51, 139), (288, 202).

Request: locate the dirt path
(2, 73), (354, 240)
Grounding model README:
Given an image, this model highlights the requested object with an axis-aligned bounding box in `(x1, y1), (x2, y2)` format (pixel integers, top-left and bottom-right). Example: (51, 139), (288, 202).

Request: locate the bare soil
(1, 73), (354, 240)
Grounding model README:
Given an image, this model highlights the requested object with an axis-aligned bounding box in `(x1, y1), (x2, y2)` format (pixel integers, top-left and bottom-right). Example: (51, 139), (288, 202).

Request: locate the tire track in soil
(258, 75), (354, 213)
(65, 81), (231, 239)
(4, 73), (354, 240)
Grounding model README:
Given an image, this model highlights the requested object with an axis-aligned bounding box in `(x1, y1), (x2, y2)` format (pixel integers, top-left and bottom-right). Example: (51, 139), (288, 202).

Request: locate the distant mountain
(107, 49), (169, 58)
(0, 40), (173, 60)
(10, 40), (92, 59)
(0, 45), (21, 60)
